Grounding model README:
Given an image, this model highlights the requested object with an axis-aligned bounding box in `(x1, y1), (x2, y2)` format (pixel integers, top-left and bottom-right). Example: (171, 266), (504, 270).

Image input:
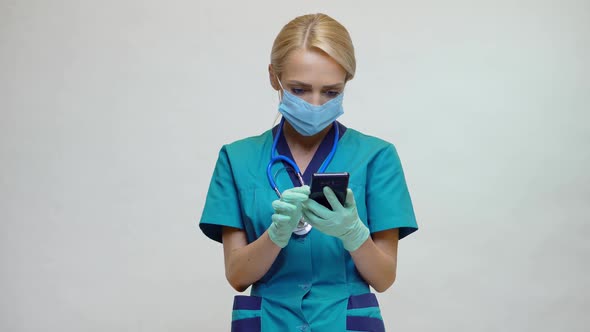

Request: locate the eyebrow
(287, 80), (345, 89)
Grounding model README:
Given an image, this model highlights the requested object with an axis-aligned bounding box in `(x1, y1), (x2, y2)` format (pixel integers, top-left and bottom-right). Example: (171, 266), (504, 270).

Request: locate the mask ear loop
(273, 75), (284, 126)
(275, 75), (285, 102)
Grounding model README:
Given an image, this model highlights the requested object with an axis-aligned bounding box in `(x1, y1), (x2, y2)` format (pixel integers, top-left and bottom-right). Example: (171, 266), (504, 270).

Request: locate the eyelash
(291, 88), (341, 97)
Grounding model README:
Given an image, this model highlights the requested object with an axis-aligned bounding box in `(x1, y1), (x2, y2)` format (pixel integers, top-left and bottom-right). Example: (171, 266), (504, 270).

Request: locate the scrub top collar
(271, 121), (347, 186)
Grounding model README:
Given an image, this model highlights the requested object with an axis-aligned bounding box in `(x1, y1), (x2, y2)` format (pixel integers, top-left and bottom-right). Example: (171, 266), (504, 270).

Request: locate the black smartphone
(309, 172), (350, 210)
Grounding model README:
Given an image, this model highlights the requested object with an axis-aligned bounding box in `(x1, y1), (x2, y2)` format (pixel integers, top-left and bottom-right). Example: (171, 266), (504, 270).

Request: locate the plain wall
(1, 0), (589, 331)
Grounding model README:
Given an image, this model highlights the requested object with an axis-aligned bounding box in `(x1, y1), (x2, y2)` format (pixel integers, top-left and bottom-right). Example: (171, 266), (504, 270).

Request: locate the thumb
(344, 188), (356, 208)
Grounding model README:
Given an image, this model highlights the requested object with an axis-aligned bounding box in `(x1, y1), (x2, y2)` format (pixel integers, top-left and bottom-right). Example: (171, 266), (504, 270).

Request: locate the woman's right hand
(268, 185), (310, 248)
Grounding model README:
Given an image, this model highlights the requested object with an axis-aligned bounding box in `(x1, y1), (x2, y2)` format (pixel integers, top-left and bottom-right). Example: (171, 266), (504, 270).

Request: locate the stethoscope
(266, 118), (340, 235)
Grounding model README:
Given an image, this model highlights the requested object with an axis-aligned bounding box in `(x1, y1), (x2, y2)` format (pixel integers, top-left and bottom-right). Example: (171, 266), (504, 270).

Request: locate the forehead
(281, 48), (347, 85)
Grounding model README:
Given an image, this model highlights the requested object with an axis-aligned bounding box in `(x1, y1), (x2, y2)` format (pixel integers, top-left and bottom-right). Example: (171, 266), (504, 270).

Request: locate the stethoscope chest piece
(293, 221), (312, 235)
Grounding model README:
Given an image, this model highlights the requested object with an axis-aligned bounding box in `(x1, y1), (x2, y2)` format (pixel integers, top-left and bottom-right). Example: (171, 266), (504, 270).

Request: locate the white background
(1, 0), (589, 331)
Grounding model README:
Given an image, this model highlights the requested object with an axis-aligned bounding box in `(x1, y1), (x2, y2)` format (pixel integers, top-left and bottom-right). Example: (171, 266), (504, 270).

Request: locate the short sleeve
(199, 146), (244, 243)
(366, 144), (418, 239)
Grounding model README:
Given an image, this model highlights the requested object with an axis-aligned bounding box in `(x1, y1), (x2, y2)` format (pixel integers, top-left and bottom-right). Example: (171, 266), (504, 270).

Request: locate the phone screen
(309, 172), (350, 210)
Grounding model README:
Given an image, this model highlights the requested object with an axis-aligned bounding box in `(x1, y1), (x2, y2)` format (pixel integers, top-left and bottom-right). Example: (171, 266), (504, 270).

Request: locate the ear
(268, 64), (280, 91)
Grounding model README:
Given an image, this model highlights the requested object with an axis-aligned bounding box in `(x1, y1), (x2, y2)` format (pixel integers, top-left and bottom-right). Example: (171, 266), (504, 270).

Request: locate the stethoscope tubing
(266, 118), (339, 235)
(267, 118), (339, 195)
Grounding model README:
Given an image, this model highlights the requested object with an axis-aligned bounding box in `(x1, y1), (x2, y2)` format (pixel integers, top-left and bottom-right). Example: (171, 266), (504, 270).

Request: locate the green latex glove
(268, 185), (310, 248)
(303, 187), (370, 252)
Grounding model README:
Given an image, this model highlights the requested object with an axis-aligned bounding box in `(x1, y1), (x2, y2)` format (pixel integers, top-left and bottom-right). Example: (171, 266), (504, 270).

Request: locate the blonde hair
(271, 13), (356, 82)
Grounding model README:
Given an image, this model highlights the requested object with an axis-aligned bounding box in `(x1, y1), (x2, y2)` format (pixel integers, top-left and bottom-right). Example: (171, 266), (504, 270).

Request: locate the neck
(282, 121), (333, 151)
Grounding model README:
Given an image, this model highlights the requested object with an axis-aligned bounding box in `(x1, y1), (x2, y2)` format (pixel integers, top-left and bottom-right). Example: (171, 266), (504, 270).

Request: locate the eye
(291, 88), (306, 95)
(324, 90), (341, 98)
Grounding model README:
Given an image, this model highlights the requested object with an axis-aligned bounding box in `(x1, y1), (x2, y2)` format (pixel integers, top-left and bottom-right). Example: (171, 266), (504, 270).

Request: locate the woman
(200, 13), (418, 331)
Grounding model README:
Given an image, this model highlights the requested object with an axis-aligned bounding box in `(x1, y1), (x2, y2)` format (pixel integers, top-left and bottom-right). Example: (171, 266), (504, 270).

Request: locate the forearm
(350, 236), (397, 292)
(224, 229), (281, 292)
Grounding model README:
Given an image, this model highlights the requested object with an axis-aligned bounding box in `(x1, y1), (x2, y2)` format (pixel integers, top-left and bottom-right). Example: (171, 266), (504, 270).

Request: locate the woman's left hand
(302, 187), (370, 252)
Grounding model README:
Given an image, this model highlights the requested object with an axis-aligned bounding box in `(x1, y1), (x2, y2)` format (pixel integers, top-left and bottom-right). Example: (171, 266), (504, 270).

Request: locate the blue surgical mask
(276, 78), (344, 136)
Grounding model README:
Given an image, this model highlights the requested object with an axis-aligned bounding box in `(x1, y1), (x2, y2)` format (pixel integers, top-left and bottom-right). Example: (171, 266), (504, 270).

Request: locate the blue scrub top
(200, 122), (418, 331)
